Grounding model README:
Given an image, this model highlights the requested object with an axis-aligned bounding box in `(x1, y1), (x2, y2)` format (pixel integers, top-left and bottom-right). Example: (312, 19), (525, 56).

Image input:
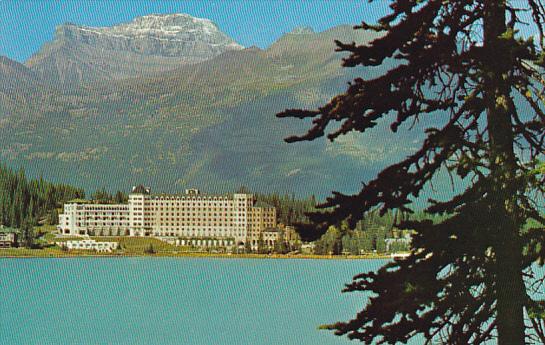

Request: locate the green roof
(67, 198), (90, 204)
(0, 226), (19, 233)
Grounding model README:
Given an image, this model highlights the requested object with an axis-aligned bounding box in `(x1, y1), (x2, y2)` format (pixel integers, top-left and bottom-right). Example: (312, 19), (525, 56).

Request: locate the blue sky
(0, 1), (389, 63)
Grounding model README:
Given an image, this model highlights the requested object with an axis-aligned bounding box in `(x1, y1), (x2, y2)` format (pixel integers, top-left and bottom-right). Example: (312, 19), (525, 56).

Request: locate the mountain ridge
(0, 19), (414, 197)
(24, 13), (244, 85)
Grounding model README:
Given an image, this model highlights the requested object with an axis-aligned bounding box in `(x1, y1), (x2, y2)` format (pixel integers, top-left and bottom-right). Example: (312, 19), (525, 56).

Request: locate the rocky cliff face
(54, 14), (243, 58)
(26, 13), (244, 85)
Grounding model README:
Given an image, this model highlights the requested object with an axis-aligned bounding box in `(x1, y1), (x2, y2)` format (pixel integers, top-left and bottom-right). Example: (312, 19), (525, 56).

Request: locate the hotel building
(58, 186), (277, 248)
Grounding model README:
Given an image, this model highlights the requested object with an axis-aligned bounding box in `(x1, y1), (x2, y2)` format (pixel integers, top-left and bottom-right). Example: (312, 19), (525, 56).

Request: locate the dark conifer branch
(279, 0), (545, 343)
(529, 0), (545, 49)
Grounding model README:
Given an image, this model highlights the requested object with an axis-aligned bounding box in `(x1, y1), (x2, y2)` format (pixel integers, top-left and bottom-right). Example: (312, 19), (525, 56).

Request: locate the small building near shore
(262, 227), (281, 247)
(0, 226), (18, 248)
(60, 238), (118, 252)
(281, 225), (302, 248)
(300, 242), (315, 254)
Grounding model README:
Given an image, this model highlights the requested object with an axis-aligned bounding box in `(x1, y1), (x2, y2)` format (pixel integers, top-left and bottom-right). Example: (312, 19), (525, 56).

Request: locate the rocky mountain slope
(1, 19), (419, 196)
(0, 56), (39, 91)
(25, 14), (244, 85)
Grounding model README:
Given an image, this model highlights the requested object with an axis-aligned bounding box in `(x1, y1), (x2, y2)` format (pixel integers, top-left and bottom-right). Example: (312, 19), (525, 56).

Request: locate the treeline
(251, 190), (413, 254)
(0, 163), (84, 228)
(254, 192), (317, 225)
(251, 190), (416, 254)
(314, 210), (448, 255)
(90, 188), (128, 204)
(314, 211), (399, 255)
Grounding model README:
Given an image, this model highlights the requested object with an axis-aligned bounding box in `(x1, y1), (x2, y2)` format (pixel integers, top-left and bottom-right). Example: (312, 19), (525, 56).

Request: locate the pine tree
(20, 218), (35, 249)
(257, 233), (266, 254)
(114, 190), (128, 204)
(278, 1), (545, 343)
(92, 188), (111, 203)
(274, 232), (288, 254)
(49, 209), (59, 225)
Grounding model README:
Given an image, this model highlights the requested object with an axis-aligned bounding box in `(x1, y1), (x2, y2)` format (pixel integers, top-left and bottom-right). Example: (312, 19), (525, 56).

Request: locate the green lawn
(92, 236), (178, 254)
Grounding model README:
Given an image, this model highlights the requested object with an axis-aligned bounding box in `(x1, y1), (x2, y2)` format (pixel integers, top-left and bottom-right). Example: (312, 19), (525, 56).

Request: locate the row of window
(156, 210), (241, 215)
(80, 208), (129, 212)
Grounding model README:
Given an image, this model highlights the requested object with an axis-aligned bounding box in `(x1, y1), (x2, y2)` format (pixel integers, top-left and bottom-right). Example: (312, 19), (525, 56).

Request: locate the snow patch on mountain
(54, 13), (243, 57)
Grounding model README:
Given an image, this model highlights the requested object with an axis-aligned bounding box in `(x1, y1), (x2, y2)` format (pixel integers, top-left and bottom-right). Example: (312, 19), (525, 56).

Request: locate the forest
(0, 163), (84, 246)
(311, 210), (443, 255)
(254, 191), (417, 254)
(254, 192), (317, 225)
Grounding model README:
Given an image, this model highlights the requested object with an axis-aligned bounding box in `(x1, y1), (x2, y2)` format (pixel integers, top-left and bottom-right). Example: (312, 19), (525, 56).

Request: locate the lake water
(0, 258), (387, 345)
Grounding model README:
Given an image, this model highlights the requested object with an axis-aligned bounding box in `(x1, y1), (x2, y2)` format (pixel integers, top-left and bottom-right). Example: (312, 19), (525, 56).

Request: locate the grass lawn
(93, 236), (178, 254)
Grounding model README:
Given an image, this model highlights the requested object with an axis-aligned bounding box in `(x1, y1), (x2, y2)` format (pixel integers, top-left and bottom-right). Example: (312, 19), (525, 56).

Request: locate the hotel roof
(131, 185), (151, 195)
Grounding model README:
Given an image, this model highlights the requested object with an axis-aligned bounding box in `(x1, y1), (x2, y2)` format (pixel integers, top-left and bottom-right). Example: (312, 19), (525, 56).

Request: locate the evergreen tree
(114, 190), (128, 204)
(49, 209), (59, 225)
(92, 188), (111, 203)
(20, 218), (35, 249)
(274, 232), (288, 254)
(45, 186), (56, 210)
(254, 192), (317, 225)
(0, 163), (83, 228)
(257, 233), (266, 254)
(314, 226), (343, 255)
(279, 1), (545, 343)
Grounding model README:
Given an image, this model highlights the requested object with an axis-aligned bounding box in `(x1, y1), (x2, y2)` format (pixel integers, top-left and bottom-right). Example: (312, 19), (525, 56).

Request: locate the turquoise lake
(0, 258), (387, 345)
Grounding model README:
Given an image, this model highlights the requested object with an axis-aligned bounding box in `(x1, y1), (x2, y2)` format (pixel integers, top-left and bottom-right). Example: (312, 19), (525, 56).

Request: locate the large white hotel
(58, 186), (277, 248)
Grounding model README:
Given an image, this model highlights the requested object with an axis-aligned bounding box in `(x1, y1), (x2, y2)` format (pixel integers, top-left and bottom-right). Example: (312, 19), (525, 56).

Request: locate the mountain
(0, 56), (39, 90)
(1, 21), (419, 197)
(289, 26), (315, 35)
(0, 56), (56, 127)
(25, 13), (243, 85)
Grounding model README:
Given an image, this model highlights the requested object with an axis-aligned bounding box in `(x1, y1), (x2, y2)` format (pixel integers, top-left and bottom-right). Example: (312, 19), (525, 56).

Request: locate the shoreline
(0, 250), (392, 260)
(1, 227), (404, 260)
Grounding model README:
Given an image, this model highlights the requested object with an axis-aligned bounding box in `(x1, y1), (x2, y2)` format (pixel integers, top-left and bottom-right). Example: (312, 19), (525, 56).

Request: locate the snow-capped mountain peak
(53, 13), (243, 57)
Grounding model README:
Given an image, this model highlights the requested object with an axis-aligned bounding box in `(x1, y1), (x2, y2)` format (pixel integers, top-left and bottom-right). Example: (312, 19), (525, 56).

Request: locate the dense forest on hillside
(254, 192), (317, 225)
(0, 163), (85, 228)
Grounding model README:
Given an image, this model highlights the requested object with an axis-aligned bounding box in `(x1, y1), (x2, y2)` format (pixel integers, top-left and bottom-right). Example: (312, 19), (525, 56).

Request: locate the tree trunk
(483, 1), (525, 344)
